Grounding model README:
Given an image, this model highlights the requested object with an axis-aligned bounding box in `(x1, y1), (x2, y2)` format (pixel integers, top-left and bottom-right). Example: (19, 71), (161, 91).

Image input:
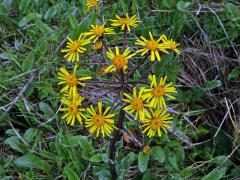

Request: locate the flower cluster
(123, 75), (177, 137)
(57, 2), (180, 139)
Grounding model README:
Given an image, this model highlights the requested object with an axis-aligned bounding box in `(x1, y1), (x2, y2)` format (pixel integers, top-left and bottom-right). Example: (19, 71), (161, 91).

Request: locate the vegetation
(0, 0), (240, 179)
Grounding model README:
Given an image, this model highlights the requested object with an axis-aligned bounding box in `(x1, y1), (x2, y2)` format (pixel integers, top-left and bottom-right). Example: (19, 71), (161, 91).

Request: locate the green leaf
(35, 20), (54, 34)
(202, 80), (222, 91)
(0, 3), (8, 14)
(90, 154), (102, 163)
(150, 146), (166, 163)
(181, 166), (194, 177)
(214, 156), (232, 168)
(138, 152), (149, 173)
(44, 5), (58, 20)
(169, 155), (179, 170)
(76, 68), (92, 77)
(69, 15), (78, 29)
(5, 136), (26, 153)
(131, 0), (137, 14)
(78, 136), (93, 159)
(23, 128), (38, 144)
(18, 13), (42, 27)
(202, 167), (227, 180)
(19, 0), (31, 12)
(176, 145), (185, 163)
(39, 102), (55, 120)
(177, 1), (191, 11)
(63, 166), (80, 180)
(226, 3), (240, 18)
(22, 53), (34, 72)
(116, 152), (135, 178)
(118, 152), (135, 177)
(141, 171), (157, 180)
(163, 0), (175, 9)
(228, 67), (240, 80)
(15, 154), (51, 173)
(3, 155), (14, 169)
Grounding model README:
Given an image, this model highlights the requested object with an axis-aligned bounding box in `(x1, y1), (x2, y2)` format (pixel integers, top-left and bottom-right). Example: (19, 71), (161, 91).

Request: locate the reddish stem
(109, 108), (125, 179)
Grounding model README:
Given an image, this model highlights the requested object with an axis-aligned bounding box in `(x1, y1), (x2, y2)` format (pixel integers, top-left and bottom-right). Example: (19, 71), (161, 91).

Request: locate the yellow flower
(142, 146), (151, 153)
(92, 41), (103, 51)
(61, 34), (90, 62)
(85, 102), (117, 137)
(143, 75), (177, 109)
(104, 46), (136, 73)
(135, 31), (169, 61)
(60, 90), (86, 126)
(123, 87), (150, 121)
(86, 0), (99, 12)
(58, 65), (92, 92)
(142, 108), (172, 138)
(84, 23), (115, 43)
(162, 35), (181, 54)
(110, 13), (139, 31)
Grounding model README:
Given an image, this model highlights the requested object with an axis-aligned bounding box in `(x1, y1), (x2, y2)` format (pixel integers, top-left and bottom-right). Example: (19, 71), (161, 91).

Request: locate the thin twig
(81, 87), (119, 108)
(168, 107), (197, 131)
(214, 97), (230, 138)
(126, 55), (149, 78)
(84, 80), (120, 84)
(223, 144), (240, 164)
(2, 73), (35, 146)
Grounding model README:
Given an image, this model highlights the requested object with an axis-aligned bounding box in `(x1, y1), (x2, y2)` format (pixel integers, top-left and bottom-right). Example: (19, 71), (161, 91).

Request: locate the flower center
(70, 41), (80, 52)
(152, 86), (164, 97)
(66, 75), (78, 86)
(119, 17), (131, 25)
(93, 115), (105, 126)
(131, 98), (144, 110)
(68, 104), (78, 115)
(93, 26), (105, 36)
(146, 40), (158, 51)
(112, 55), (127, 69)
(150, 118), (163, 129)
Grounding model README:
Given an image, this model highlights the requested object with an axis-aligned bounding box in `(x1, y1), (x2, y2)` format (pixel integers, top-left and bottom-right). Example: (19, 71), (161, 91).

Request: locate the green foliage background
(0, 0), (240, 179)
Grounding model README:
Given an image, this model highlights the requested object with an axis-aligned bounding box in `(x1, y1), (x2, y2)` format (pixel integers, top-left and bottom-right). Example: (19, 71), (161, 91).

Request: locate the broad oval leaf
(90, 154), (102, 163)
(15, 154), (51, 173)
(202, 167), (227, 180)
(138, 152), (149, 173)
(150, 146), (166, 163)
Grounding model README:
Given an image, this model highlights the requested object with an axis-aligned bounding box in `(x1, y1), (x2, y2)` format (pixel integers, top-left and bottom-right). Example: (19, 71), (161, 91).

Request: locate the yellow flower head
(123, 87), (150, 121)
(86, 0), (99, 12)
(84, 23), (115, 43)
(92, 41), (103, 51)
(135, 31), (170, 61)
(60, 90), (86, 126)
(58, 65), (92, 92)
(143, 75), (177, 109)
(142, 146), (151, 153)
(162, 35), (181, 54)
(110, 13), (139, 31)
(142, 108), (172, 138)
(104, 46), (136, 73)
(85, 102), (117, 137)
(61, 34), (90, 62)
